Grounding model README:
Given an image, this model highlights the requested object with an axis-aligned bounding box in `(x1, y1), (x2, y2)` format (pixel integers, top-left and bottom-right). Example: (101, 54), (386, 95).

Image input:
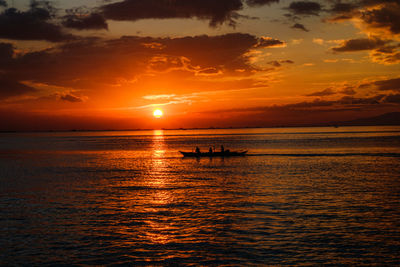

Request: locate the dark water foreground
(1, 127), (400, 265)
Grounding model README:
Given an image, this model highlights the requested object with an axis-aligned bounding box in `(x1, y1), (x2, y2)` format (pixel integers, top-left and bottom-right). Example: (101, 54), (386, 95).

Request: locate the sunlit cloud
(291, 39), (303, 45)
(143, 94), (177, 100)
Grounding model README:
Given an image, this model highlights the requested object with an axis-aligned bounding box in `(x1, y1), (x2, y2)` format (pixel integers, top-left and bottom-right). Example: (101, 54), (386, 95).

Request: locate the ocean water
(1, 126), (400, 265)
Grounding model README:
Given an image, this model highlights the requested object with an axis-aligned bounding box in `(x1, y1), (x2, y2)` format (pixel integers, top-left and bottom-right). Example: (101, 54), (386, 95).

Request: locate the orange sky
(0, 0), (399, 130)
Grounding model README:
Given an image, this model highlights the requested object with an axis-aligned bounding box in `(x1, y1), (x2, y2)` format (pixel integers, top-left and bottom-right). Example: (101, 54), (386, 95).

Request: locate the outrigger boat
(179, 150), (247, 157)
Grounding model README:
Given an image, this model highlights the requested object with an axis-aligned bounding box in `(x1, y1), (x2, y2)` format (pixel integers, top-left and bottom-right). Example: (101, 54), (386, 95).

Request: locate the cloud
(330, 3), (357, 14)
(291, 39), (303, 45)
(255, 36), (285, 48)
(361, 2), (400, 35)
(280, 95), (386, 110)
(327, 1), (400, 39)
(371, 50), (400, 65)
(330, 36), (400, 65)
(143, 94), (176, 100)
(340, 86), (357, 95)
(361, 0), (399, 6)
(0, 42), (13, 66)
(193, 93), (398, 128)
(268, 60), (281, 67)
(0, 4), (74, 42)
(373, 77), (400, 91)
(332, 37), (389, 52)
(383, 93), (400, 103)
(287, 1), (322, 16)
(196, 67), (222, 76)
(246, 0), (279, 6)
(62, 13), (108, 30)
(0, 78), (37, 99)
(313, 38), (324, 45)
(101, 0), (244, 27)
(307, 85), (357, 97)
(60, 93), (84, 103)
(100, 0), (283, 28)
(3, 33), (286, 90)
(291, 23), (309, 32)
(281, 59), (294, 64)
(267, 59), (294, 67)
(359, 77), (400, 91)
(338, 95), (385, 105)
(305, 88), (335, 96)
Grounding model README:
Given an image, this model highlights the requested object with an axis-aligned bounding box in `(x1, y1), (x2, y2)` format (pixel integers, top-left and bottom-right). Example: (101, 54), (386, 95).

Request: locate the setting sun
(153, 109), (163, 119)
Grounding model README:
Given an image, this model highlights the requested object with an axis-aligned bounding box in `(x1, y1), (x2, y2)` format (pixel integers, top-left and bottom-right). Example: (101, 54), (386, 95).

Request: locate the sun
(153, 109), (163, 118)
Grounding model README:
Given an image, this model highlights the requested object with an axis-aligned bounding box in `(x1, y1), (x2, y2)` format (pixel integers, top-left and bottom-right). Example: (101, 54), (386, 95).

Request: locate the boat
(179, 150), (247, 157)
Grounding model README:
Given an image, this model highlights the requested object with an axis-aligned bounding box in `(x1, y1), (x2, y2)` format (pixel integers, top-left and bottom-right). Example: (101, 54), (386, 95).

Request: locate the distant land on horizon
(0, 112), (399, 133)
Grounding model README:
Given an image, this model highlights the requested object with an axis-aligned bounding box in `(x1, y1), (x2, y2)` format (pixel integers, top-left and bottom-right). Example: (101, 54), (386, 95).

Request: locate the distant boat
(179, 150), (247, 157)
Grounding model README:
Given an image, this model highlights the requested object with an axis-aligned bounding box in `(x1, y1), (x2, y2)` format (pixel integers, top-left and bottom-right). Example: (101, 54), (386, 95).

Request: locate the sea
(1, 126), (400, 265)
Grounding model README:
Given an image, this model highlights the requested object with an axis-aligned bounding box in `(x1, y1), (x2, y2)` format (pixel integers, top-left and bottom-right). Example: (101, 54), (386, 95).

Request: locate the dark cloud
(288, 1), (322, 16)
(100, 0), (283, 28)
(329, 32), (400, 64)
(338, 95), (384, 105)
(383, 93), (400, 103)
(361, 3), (400, 34)
(0, 78), (36, 99)
(255, 36), (285, 48)
(198, 94), (396, 127)
(327, 1), (400, 37)
(60, 93), (84, 103)
(328, 14), (354, 22)
(0, 5), (73, 42)
(0, 42), (13, 66)
(375, 44), (400, 54)
(374, 77), (400, 91)
(371, 49), (400, 64)
(62, 13), (108, 30)
(267, 59), (294, 67)
(340, 86), (357, 95)
(305, 86), (357, 97)
(291, 23), (309, 32)
(381, 52), (400, 64)
(4, 33), (284, 88)
(101, 0), (244, 27)
(330, 3), (357, 14)
(305, 88), (335, 96)
(332, 38), (388, 52)
(268, 60), (281, 67)
(246, 0), (279, 6)
(361, 0), (400, 7)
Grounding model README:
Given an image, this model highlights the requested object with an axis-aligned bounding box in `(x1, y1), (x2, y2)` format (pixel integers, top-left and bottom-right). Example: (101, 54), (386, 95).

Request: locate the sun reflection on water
(143, 129), (175, 244)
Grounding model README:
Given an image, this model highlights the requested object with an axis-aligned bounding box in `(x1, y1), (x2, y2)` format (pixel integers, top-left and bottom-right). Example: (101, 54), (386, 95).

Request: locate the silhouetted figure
(209, 147), (213, 154)
(195, 146), (200, 154)
(221, 145), (224, 153)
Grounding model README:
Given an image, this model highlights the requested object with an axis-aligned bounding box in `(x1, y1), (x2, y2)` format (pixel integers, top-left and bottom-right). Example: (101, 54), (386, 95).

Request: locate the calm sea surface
(1, 126), (400, 265)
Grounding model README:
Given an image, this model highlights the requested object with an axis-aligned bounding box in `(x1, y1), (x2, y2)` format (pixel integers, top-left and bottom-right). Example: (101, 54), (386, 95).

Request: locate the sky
(0, 0), (399, 130)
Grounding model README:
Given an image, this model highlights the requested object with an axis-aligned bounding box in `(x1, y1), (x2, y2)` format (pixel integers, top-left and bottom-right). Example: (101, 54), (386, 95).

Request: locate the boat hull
(179, 151), (247, 157)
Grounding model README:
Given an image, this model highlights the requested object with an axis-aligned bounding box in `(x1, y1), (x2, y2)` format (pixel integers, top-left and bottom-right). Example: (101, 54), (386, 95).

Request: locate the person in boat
(221, 145), (224, 153)
(209, 147), (213, 154)
(195, 146), (200, 154)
